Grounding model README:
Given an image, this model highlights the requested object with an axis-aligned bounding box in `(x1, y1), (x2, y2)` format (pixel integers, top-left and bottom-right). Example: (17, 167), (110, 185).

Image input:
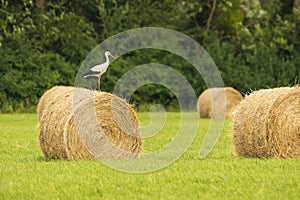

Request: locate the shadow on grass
(36, 156), (59, 162)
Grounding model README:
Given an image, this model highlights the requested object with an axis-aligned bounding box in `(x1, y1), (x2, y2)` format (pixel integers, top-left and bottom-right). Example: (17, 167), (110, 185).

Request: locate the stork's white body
(82, 52), (114, 78)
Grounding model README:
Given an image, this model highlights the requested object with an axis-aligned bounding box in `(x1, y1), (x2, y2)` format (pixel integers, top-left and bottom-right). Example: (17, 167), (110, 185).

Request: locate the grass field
(0, 113), (299, 199)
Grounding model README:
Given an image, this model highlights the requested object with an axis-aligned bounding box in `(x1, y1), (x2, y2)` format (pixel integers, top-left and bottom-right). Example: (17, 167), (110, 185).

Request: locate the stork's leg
(97, 76), (101, 92)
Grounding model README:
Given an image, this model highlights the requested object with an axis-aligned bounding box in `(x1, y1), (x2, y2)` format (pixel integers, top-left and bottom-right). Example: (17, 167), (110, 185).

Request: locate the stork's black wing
(81, 69), (99, 78)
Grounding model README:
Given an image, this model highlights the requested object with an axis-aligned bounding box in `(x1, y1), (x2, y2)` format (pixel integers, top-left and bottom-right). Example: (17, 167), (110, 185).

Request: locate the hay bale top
(37, 86), (74, 120)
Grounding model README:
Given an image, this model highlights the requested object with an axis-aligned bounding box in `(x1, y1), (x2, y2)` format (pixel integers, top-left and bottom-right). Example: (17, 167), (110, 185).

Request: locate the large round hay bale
(197, 87), (243, 118)
(38, 86), (142, 160)
(232, 87), (300, 158)
(36, 86), (73, 120)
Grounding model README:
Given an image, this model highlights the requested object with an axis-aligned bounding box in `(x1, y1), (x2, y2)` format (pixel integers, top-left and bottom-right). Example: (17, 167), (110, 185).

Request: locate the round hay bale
(232, 87), (300, 158)
(266, 87), (300, 158)
(38, 86), (75, 159)
(197, 87), (243, 118)
(36, 86), (73, 120)
(37, 86), (142, 160)
(64, 90), (142, 160)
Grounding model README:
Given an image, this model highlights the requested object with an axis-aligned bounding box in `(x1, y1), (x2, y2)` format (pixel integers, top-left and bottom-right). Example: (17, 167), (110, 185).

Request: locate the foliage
(0, 0), (299, 112)
(0, 0), (97, 112)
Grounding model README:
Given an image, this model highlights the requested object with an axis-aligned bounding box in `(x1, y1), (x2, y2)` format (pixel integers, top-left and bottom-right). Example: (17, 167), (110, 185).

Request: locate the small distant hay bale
(232, 87), (300, 158)
(197, 87), (243, 118)
(38, 86), (142, 160)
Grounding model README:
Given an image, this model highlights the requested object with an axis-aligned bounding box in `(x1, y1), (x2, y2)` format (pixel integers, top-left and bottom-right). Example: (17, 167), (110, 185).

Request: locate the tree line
(1, 0), (300, 112)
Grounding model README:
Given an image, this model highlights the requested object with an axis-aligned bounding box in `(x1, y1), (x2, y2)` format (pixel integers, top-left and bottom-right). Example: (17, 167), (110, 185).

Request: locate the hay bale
(36, 86), (73, 120)
(64, 89), (142, 160)
(266, 88), (300, 158)
(232, 87), (300, 158)
(197, 87), (243, 118)
(38, 86), (142, 160)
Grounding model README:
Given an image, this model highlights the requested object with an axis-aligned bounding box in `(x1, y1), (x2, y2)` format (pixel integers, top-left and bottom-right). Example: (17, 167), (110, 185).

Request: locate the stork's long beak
(109, 54), (116, 59)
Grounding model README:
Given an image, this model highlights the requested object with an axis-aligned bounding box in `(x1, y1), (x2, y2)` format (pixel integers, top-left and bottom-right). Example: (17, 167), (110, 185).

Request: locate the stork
(81, 51), (116, 92)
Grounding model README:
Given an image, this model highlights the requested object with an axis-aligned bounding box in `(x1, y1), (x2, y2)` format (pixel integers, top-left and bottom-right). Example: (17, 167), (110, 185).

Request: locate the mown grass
(0, 113), (299, 199)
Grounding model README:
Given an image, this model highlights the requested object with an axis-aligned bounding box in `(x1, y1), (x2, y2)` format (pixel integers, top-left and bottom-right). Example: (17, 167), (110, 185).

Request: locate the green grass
(0, 113), (299, 199)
